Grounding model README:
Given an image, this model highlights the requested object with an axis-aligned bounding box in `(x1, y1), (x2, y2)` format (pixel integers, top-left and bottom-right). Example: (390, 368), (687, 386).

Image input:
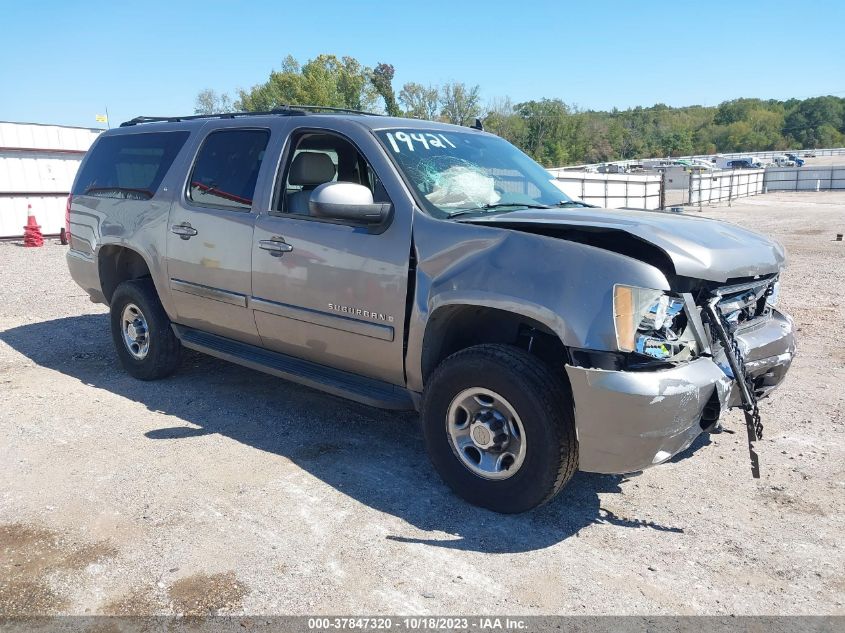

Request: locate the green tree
(785, 96), (844, 147)
(714, 98), (763, 125)
(482, 96), (526, 147)
(660, 128), (694, 156)
(816, 123), (844, 147)
(440, 83), (481, 126)
(235, 54), (379, 112)
(371, 63), (400, 116)
(194, 89), (234, 114)
(513, 100), (573, 166)
(399, 82), (440, 120)
(199, 62), (845, 164)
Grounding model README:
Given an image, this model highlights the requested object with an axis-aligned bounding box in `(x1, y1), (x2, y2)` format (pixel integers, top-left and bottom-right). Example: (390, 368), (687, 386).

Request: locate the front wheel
(421, 344), (577, 513)
(110, 279), (182, 380)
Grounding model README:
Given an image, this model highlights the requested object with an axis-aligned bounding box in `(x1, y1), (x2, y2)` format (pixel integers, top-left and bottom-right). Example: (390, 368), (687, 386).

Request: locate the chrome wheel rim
(121, 303), (150, 360)
(446, 387), (527, 480)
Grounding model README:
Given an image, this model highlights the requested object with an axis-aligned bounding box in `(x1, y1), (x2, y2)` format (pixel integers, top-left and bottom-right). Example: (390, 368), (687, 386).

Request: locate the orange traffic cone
(23, 204), (44, 247)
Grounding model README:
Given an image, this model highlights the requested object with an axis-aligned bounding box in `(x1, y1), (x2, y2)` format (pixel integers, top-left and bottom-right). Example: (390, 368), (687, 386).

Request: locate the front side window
(275, 131), (388, 217)
(188, 129), (269, 210)
(72, 131), (189, 199)
(375, 129), (573, 219)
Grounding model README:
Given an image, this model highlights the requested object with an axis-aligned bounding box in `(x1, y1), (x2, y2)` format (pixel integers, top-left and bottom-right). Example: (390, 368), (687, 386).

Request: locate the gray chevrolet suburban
(66, 107), (795, 513)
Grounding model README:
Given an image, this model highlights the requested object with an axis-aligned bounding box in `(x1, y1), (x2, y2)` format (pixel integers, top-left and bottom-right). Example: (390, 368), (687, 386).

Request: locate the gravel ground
(0, 191), (843, 616)
(799, 154), (845, 167)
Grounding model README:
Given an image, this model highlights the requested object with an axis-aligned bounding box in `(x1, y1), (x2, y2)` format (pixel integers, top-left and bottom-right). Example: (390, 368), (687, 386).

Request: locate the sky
(1, 0), (844, 129)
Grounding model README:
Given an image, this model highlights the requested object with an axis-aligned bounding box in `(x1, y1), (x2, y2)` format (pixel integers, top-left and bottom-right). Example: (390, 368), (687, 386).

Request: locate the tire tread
(421, 343), (578, 511)
(110, 278), (181, 380)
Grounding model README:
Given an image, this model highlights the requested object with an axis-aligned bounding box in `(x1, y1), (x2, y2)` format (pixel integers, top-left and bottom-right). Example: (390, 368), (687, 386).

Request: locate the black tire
(421, 344), (577, 513)
(110, 279), (182, 380)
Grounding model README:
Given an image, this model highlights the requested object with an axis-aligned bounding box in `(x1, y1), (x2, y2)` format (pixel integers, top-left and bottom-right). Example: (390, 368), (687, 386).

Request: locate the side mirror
(309, 182), (391, 225)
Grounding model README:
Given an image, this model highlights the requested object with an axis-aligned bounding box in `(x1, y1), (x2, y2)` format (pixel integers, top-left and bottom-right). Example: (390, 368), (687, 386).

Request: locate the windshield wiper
(446, 202), (553, 218)
(447, 200), (593, 218)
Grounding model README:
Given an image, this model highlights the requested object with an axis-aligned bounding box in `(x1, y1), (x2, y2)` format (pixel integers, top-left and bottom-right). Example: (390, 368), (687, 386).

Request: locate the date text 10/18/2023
(307, 617), (529, 631)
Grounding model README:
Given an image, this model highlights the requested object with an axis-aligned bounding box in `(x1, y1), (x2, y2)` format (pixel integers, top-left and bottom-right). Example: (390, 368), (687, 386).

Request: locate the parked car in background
(726, 159), (755, 169)
(771, 155), (796, 167)
(786, 153), (805, 166)
(714, 156), (763, 169)
(597, 162), (624, 174)
(676, 159), (716, 172)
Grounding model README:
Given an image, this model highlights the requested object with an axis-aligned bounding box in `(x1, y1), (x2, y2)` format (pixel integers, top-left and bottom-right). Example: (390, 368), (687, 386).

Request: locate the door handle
(259, 238), (294, 256)
(171, 223), (198, 240)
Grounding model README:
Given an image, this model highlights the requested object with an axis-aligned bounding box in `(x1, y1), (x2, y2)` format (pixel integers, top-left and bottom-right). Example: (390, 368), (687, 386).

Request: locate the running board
(172, 325), (415, 410)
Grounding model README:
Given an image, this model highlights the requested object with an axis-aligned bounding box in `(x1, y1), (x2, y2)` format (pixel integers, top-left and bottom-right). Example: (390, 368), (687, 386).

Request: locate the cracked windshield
(376, 129), (576, 218)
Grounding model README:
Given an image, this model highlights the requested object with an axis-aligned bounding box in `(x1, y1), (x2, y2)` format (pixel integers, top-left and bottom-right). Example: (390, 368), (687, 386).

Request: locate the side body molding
(250, 297), (394, 342)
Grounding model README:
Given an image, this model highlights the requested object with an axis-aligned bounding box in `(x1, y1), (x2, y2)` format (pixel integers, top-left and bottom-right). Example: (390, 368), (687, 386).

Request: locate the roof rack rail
(120, 105), (382, 127)
(270, 105), (383, 116)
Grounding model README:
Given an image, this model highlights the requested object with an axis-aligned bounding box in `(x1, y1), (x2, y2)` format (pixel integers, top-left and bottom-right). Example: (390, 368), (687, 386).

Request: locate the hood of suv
(461, 207), (785, 283)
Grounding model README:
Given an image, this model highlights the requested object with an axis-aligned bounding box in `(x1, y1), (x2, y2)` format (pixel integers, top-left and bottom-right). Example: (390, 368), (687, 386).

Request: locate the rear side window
(188, 129), (269, 210)
(72, 132), (189, 199)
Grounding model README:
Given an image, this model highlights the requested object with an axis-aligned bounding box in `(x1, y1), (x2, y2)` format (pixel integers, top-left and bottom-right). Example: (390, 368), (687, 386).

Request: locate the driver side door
(250, 124), (413, 386)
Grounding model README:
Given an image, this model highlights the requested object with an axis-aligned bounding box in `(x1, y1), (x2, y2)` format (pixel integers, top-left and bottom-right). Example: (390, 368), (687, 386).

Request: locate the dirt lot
(801, 154), (845, 167)
(0, 191), (843, 616)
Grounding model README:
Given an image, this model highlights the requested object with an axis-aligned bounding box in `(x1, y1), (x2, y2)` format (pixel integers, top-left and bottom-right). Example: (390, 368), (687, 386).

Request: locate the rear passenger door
(166, 125), (271, 345)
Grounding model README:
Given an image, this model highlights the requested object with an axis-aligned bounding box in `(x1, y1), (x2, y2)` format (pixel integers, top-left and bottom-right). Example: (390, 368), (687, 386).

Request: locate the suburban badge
(327, 303), (394, 323)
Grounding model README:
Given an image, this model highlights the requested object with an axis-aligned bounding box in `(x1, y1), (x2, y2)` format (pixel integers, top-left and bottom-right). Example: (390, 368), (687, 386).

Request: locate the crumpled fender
(405, 211), (670, 392)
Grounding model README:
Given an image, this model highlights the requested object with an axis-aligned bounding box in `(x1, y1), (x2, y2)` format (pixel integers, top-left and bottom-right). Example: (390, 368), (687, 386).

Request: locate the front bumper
(567, 308), (795, 474)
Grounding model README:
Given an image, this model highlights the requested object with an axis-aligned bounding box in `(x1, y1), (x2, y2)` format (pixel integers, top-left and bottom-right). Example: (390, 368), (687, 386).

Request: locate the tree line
(195, 54), (845, 167)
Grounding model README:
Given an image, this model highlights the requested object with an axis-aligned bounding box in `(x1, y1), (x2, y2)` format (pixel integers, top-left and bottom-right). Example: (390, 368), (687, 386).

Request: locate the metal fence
(557, 147), (845, 173)
(683, 147), (845, 161)
(688, 169), (765, 206)
(763, 165), (845, 191)
(547, 168), (663, 209)
(553, 165), (842, 210)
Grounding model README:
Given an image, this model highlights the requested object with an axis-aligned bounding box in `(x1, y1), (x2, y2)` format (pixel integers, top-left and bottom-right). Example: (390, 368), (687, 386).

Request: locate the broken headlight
(613, 285), (696, 361)
(766, 280), (780, 307)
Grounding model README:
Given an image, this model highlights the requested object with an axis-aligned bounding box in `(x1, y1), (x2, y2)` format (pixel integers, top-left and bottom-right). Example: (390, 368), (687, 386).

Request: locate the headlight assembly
(766, 280), (780, 307)
(613, 285), (697, 361)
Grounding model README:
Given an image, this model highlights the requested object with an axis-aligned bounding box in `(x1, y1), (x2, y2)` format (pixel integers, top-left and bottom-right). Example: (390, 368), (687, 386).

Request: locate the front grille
(712, 276), (776, 328)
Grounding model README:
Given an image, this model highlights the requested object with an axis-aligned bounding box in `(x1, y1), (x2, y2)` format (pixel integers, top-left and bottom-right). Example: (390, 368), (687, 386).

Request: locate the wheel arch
(97, 244), (156, 305)
(419, 302), (571, 387)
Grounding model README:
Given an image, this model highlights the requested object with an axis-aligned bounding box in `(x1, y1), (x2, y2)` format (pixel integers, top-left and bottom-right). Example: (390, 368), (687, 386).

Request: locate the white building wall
(0, 122), (101, 238)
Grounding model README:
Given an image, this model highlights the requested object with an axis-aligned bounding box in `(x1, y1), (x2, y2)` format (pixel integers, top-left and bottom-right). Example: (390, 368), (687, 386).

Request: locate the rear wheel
(110, 279), (182, 380)
(421, 344), (577, 513)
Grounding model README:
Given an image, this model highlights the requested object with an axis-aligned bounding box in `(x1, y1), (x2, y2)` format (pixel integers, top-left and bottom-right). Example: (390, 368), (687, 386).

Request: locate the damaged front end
(567, 274), (795, 475)
(412, 201), (795, 476)
(704, 277), (795, 406)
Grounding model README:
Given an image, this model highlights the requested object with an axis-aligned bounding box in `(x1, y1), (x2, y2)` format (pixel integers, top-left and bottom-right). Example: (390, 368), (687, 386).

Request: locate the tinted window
(188, 129), (269, 210)
(73, 131), (189, 199)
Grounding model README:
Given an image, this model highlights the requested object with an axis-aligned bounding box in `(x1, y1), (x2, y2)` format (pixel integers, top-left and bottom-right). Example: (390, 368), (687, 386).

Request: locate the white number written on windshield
(385, 131), (456, 153)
